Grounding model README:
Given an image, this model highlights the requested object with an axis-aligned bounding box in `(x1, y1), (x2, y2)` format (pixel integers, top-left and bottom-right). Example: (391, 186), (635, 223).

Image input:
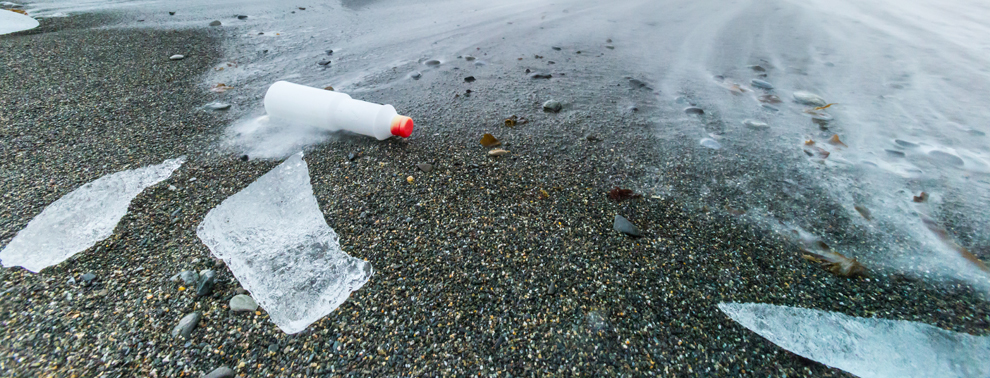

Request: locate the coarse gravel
(1, 12), (988, 378)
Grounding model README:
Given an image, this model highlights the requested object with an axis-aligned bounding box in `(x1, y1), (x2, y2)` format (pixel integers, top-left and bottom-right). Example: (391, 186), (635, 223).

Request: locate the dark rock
(409, 71), (422, 80)
(196, 270), (217, 297)
(82, 272), (96, 283)
(748, 65), (766, 72)
(240, 155), (249, 162)
(347, 152), (357, 161)
(885, 149), (905, 157)
(237, 15), (248, 20)
(204, 367), (234, 378)
(464, 76), (475, 83)
(318, 59), (331, 66)
(552, 46), (561, 51)
(169, 11), (175, 15)
(325, 49), (333, 55)
(543, 100), (563, 113)
(613, 215), (642, 237)
(268, 344), (279, 353)
(547, 283), (556, 295)
(416, 163), (433, 173)
(684, 107), (704, 115)
(171, 311), (202, 339)
(424, 60), (441, 66)
(529, 72), (552, 79)
(209, 20), (221, 26)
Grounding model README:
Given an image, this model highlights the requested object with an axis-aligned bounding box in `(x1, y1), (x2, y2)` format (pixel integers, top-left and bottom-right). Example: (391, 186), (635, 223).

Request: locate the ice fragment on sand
(718, 302), (990, 378)
(0, 9), (39, 35)
(196, 152), (371, 334)
(0, 158), (184, 272)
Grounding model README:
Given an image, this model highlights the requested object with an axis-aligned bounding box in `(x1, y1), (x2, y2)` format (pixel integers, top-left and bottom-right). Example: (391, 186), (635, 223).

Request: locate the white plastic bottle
(263, 81), (414, 140)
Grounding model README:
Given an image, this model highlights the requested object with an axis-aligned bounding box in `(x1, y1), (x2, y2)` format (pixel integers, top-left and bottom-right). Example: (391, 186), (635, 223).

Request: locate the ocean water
(9, 0), (990, 372)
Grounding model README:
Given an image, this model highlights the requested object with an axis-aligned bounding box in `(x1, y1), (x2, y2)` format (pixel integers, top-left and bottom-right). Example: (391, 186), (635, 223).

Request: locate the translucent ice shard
(718, 302), (990, 378)
(196, 152), (371, 334)
(0, 157), (185, 272)
(0, 10), (40, 35)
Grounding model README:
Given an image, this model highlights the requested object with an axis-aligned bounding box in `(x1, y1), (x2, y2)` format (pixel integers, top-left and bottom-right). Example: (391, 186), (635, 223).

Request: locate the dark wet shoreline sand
(1, 14), (988, 377)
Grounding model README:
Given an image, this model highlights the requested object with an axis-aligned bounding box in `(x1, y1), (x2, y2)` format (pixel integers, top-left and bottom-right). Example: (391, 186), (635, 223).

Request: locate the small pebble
(464, 56), (475, 61)
(229, 294), (259, 312)
(424, 60), (441, 66)
(543, 100), (562, 113)
(204, 367), (235, 378)
(742, 119), (769, 130)
(409, 71), (422, 80)
(82, 272), (96, 283)
(613, 215), (642, 237)
(416, 163), (433, 173)
(171, 311), (202, 339)
(464, 76), (476, 83)
(529, 72), (552, 79)
(169, 54), (185, 60)
(751, 79), (773, 90)
(318, 59), (331, 66)
(488, 149), (510, 157)
(793, 91), (827, 106)
(206, 102), (231, 111)
(209, 20), (222, 26)
(684, 107), (704, 115)
(894, 139), (918, 148)
(237, 15), (248, 20)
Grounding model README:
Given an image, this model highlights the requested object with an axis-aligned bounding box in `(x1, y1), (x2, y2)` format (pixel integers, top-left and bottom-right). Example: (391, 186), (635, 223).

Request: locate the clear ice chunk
(196, 152), (371, 334)
(0, 9), (40, 35)
(718, 302), (990, 378)
(0, 157), (185, 272)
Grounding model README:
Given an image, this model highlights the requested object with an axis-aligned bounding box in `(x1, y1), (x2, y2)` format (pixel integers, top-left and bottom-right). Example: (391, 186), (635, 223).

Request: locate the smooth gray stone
(543, 100), (562, 113)
(204, 366), (234, 378)
(179, 270), (199, 286)
(751, 79), (773, 90)
(613, 215), (642, 237)
(171, 311), (202, 339)
(793, 91), (827, 106)
(229, 294), (258, 312)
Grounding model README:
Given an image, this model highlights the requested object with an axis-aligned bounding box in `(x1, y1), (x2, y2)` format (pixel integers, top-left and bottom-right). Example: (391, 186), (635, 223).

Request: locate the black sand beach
(2, 13), (989, 377)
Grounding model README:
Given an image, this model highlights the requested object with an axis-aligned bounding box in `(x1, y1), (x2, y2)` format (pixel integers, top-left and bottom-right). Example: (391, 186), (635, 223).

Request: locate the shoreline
(2, 11), (989, 378)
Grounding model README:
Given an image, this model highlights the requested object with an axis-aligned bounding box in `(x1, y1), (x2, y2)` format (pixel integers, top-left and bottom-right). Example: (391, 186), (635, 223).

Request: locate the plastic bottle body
(263, 81), (412, 140)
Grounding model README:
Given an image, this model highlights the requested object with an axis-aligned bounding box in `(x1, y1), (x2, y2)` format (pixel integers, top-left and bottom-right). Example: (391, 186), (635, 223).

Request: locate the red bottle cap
(390, 116), (414, 138)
